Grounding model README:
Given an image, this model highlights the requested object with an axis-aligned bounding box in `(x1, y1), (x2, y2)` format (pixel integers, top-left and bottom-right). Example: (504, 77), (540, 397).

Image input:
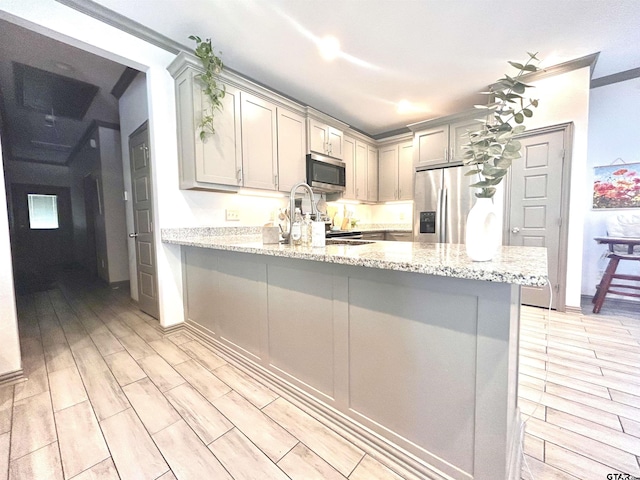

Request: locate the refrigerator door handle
(438, 188), (447, 243)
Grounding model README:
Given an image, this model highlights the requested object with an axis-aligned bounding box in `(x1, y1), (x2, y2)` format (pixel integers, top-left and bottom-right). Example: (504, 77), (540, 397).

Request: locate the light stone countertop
(161, 228), (548, 286)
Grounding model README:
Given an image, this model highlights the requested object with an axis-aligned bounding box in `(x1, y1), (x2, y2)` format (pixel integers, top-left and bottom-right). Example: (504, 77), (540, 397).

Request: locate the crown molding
(487, 52), (600, 91)
(591, 67), (640, 89)
(54, 0), (187, 54)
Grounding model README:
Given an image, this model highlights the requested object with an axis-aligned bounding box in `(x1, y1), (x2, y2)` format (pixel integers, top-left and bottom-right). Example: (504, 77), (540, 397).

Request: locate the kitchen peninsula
(162, 227), (547, 480)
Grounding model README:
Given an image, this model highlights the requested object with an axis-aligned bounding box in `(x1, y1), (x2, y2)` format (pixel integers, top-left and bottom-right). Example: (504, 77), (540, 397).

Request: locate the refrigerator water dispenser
(419, 211), (436, 234)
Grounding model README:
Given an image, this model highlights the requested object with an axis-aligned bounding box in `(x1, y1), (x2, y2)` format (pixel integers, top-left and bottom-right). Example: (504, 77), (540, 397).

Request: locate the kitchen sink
(325, 239), (376, 246)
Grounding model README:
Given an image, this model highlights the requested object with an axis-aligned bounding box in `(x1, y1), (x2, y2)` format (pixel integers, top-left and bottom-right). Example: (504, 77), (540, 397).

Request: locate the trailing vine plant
(189, 35), (225, 140)
(462, 52), (541, 198)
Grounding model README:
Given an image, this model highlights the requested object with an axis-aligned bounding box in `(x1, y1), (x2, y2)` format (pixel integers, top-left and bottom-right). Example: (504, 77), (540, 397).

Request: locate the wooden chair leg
(593, 257), (620, 314)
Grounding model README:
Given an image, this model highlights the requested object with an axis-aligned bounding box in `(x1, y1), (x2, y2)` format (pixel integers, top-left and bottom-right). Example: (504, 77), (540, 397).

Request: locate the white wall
(583, 77), (640, 301)
(0, 137), (21, 377)
(523, 67), (592, 309)
(98, 127), (129, 283)
(4, 161), (70, 187)
(118, 73), (147, 300)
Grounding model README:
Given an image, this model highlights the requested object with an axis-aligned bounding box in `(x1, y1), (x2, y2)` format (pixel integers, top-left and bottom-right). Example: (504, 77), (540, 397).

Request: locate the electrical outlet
(226, 209), (240, 221)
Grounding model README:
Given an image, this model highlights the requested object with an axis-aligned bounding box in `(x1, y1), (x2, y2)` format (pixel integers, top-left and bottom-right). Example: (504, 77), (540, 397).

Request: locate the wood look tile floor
(1, 271), (638, 480)
(519, 303), (640, 479)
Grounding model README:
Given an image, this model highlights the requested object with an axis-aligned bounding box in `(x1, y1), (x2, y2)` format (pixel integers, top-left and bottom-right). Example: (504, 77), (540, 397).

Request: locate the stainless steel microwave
(306, 153), (346, 193)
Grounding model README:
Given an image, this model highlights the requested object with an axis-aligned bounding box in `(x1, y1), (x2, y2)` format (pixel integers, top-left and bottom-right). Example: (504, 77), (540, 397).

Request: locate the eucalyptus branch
(461, 53), (541, 198)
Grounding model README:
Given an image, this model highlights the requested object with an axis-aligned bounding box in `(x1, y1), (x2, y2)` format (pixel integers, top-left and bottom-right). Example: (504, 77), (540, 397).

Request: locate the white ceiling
(0, 18), (124, 165)
(91, 0), (640, 136)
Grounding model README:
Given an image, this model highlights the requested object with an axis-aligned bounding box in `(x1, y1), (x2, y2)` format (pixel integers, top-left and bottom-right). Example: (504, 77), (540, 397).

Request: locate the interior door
(129, 123), (159, 319)
(507, 129), (565, 309)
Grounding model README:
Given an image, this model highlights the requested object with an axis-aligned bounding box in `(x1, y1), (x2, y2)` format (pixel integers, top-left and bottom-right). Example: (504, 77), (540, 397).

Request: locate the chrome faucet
(286, 182), (317, 244)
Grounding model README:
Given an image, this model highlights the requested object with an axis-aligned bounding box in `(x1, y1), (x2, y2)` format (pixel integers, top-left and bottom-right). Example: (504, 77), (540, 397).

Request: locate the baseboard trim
(109, 280), (130, 290)
(183, 320), (447, 480)
(564, 306), (583, 315)
(508, 410), (524, 480)
(159, 323), (184, 335)
(0, 369), (25, 387)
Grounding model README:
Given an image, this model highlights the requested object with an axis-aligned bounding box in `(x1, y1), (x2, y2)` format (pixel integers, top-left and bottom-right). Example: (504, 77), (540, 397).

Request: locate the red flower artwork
(593, 163), (640, 209)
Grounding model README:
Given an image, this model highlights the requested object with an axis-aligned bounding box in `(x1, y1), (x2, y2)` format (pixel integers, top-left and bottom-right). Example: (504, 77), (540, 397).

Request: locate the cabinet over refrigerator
(413, 163), (476, 243)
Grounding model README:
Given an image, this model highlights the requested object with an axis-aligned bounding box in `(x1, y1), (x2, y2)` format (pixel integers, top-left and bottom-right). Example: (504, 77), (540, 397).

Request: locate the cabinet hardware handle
(511, 227), (521, 234)
(444, 147), (448, 162)
(237, 168), (243, 183)
(274, 174), (278, 187)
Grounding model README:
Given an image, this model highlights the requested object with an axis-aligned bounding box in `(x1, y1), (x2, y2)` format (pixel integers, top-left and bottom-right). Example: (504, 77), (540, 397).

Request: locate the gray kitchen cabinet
(397, 141), (414, 200)
(344, 133), (379, 203)
(378, 139), (413, 202)
(362, 231), (385, 241)
(169, 52), (308, 193)
(414, 124), (448, 168)
(308, 118), (343, 159)
(342, 135), (356, 199)
(173, 59), (242, 190)
(355, 140), (368, 201)
(241, 92), (278, 190)
(367, 145), (378, 202)
(413, 116), (483, 169)
(385, 231), (413, 241)
(276, 108), (306, 192)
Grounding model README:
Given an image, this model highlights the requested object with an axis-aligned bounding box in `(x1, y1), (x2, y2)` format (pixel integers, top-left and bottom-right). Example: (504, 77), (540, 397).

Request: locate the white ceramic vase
(465, 197), (501, 262)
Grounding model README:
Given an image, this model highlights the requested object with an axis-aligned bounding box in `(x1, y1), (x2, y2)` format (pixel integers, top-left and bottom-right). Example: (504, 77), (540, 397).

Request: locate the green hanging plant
(189, 35), (225, 140)
(462, 52), (541, 198)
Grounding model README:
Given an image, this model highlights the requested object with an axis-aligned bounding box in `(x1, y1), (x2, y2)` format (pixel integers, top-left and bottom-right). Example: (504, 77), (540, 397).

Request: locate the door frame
(503, 122), (574, 311)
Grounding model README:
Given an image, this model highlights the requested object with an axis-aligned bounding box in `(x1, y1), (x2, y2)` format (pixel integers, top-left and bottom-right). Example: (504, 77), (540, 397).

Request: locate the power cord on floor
(520, 277), (553, 480)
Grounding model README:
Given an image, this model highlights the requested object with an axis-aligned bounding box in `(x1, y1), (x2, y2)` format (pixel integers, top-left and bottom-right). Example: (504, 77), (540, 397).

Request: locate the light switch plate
(226, 209), (240, 221)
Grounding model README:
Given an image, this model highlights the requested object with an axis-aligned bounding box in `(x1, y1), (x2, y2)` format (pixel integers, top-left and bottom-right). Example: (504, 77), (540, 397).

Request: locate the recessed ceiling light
(318, 35), (341, 61)
(397, 99), (428, 114)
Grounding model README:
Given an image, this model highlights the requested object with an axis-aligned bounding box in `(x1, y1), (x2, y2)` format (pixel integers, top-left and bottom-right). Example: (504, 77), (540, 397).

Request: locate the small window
(27, 194), (59, 229)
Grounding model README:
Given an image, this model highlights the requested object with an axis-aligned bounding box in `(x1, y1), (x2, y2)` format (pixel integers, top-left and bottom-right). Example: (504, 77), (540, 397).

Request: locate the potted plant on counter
(462, 52), (541, 261)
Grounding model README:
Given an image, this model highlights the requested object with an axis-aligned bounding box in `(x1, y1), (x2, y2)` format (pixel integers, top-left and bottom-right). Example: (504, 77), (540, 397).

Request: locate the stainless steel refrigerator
(413, 164), (476, 243)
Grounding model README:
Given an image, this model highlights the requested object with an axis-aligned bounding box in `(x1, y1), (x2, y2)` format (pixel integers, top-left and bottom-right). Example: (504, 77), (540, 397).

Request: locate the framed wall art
(593, 162), (640, 209)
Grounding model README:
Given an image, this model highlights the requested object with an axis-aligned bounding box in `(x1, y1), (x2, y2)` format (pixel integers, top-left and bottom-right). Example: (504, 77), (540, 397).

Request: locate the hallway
(0, 272), (638, 479)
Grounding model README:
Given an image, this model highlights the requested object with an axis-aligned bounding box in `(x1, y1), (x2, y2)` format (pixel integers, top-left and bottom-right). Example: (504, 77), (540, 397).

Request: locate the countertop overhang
(162, 228), (548, 286)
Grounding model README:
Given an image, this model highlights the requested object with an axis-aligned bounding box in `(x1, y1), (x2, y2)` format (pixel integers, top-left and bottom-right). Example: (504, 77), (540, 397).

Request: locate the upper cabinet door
(308, 119), (328, 155)
(450, 118), (484, 163)
(191, 80), (242, 186)
(240, 92), (278, 190)
(327, 127), (343, 159)
(355, 141), (368, 201)
(367, 145), (378, 202)
(415, 125), (448, 168)
(342, 135), (356, 200)
(378, 144), (398, 202)
(277, 108), (306, 192)
(397, 141), (414, 200)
